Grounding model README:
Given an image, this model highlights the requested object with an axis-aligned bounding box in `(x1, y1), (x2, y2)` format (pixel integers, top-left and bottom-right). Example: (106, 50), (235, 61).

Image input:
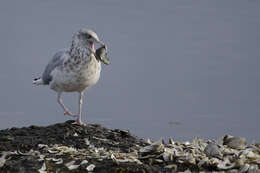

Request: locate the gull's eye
(87, 34), (92, 39)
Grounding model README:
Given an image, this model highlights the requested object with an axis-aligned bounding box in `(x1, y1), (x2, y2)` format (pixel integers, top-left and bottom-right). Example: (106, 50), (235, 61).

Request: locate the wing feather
(42, 49), (68, 84)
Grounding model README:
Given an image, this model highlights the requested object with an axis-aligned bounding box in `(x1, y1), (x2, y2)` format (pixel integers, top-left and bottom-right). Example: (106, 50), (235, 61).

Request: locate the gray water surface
(0, 0), (260, 142)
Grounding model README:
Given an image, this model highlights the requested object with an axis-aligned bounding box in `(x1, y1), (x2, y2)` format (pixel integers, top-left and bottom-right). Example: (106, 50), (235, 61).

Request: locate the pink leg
(57, 92), (77, 118)
(76, 92), (86, 126)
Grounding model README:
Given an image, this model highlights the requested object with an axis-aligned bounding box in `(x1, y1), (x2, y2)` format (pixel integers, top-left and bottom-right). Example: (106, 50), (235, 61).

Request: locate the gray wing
(42, 50), (67, 84)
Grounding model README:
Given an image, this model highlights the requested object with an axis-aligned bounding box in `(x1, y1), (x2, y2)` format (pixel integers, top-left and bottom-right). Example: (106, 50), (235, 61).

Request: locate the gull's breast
(50, 55), (101, 92)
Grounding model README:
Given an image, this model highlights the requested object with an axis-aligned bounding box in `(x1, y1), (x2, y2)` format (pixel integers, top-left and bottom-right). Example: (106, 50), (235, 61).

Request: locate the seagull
(33, 28), (109, 126)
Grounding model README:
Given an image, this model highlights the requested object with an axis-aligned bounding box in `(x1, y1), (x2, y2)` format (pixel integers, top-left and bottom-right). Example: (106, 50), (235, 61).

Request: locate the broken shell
(38, 144), (48, 149)
(111, 153), (116, 161)
(0, 152), (9, 168)
(73, 133), (78, 137)
(146, 138), (152, 144)
(37, 154), (45, 161)
(241, 148), (259, 159)
(67, 164), (80, 170)
(239, 164), (250, 173)
(84, 138), (90, 145)
(65, 160), (75, 167)
(80, 160), (88, 165)
(248, 165), (259, 172)
(197, 157), (209, 168)
(163, 152), (173, 162)
(46, 157), (63, 164)
(47, 149), (59, 154)
(17, 149), (34, 155)
(38, 162), (46, 173)
(154, 159), (164, 163)
(164, 164), (177, 171)
(217, 158), (236, 170)
(184, 141), (191, 145)
(169, 137), (174, 145)
(65, 160), (80, 170)
(139, 140), (164, 154)
(177, 154), (196, 164)
(55, 158), (63, 164)
(223, 135), (247, 150)
(227, 169), (239, 173)
(163, 148), (174, 162)
(86, 164), (95, 171)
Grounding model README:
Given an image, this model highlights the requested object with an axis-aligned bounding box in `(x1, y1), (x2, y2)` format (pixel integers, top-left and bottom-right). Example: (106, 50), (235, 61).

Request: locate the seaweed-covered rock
(0, 120), (146, 153)
(0, 121), (260, 173)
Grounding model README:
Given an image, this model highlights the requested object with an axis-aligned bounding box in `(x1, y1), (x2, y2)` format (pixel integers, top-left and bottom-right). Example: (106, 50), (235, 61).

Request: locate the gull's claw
(76, 118), (87, 126)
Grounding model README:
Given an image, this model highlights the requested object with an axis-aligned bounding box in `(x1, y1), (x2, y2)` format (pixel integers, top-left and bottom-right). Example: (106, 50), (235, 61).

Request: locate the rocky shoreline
(0, 120), (259, 173)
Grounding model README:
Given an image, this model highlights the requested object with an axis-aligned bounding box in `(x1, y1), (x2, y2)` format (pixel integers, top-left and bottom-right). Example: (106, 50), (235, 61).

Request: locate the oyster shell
(139, 140), (164, 154)
(223, 135), (247, 150)
(95, 45), (110, 65)
(86, 164), (96, 171)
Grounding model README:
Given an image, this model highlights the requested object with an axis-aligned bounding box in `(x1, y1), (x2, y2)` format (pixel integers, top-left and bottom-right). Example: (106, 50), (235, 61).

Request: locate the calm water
(0, 0), (260, 142)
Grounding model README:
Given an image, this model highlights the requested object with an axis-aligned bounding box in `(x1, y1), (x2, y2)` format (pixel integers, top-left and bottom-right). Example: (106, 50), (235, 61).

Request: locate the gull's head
(78, 29), (103, 52)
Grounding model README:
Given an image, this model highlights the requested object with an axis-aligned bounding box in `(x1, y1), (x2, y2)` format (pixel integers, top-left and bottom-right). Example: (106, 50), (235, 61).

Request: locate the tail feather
(33, 77), (44, 85)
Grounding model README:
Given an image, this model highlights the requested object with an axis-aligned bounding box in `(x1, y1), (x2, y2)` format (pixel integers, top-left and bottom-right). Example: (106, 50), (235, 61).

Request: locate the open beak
(89, 41), (95, 52)
(88, 38), (105, 52)
(96, 39), (105, 47)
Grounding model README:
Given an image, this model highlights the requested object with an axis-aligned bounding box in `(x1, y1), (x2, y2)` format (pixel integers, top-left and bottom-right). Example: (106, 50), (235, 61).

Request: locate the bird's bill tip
(97, 40), (105, 47)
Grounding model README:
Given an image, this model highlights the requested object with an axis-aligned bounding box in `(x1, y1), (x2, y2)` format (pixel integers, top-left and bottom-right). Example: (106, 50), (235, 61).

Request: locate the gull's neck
(69, 34), (94, 60)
